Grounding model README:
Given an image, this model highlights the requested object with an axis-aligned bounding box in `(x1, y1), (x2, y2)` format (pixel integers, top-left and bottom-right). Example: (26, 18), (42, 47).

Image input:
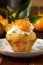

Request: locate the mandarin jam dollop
(14, 18), (30, 32)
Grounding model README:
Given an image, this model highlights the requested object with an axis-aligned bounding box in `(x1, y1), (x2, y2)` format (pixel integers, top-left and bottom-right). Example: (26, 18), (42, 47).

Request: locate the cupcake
(6, 18), (36, 52)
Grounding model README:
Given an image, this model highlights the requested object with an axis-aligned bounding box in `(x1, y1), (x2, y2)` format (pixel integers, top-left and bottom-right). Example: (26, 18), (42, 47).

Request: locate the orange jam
(14, 18), (30, 32)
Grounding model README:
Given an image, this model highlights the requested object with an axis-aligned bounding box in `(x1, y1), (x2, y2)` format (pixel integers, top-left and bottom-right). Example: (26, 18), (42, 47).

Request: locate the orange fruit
(0, 15), (3, 23)
(0, 18), (11, 32)
(33, 13), (43, 31)
(1, 19), (8, 27)
(0, 19), (9, 32)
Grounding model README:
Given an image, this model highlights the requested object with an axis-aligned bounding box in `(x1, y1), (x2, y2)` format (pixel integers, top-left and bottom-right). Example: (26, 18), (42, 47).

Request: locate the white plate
(0, 39), (43, 57)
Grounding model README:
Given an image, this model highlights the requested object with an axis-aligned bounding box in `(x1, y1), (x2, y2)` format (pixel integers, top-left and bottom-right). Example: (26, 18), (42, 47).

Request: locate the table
(0, 31), (43, 65)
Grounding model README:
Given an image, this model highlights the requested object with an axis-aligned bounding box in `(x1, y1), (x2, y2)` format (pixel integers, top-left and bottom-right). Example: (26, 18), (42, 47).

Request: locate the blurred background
(0, 0), (6, 8)
(0, 0), (43, 15)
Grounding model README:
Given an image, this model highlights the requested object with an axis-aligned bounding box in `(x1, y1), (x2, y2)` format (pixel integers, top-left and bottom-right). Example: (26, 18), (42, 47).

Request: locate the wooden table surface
(0, 30), (43, 65)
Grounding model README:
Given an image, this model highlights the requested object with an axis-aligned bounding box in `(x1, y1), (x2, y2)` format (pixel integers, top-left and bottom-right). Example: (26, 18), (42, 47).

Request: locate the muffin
(6, 18), (36, 52)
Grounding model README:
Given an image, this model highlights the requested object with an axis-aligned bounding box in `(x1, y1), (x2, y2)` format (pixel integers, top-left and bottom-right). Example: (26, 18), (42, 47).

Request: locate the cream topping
(7, 23), (34, 35)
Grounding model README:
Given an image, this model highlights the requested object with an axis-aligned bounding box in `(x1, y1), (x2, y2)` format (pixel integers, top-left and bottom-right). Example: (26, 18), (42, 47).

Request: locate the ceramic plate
(0, 39), (43, 58)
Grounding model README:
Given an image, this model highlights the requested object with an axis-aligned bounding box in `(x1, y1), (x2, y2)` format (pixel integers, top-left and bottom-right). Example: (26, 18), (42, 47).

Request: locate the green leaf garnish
(7, 6), (14, 13)
(7, 15), (15, 24)
(5, 0), (33, 23)
(15, 0), (33, 20)
(7, 6), (14, 15)
(29, 16), (42, 24)
(7, 6), (15, 23)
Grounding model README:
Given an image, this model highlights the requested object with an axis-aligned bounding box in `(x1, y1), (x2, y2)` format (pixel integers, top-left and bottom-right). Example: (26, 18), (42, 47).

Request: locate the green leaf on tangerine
(29, 16), (42, 24)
